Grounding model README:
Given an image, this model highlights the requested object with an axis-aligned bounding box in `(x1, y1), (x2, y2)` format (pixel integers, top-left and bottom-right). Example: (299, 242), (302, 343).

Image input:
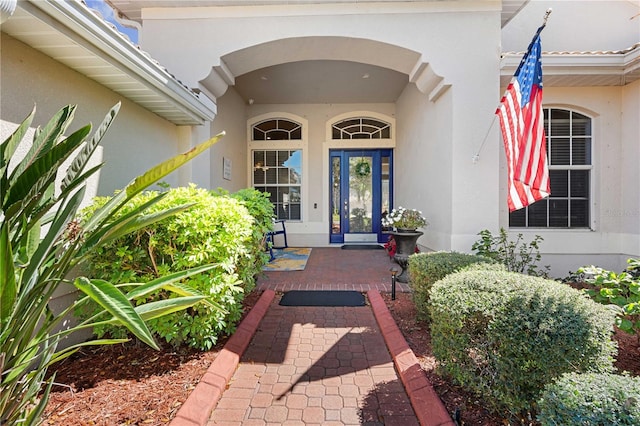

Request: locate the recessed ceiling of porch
(233, 60), (410, 104)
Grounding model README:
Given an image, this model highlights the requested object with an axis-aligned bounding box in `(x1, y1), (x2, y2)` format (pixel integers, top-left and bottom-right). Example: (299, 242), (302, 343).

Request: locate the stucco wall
(620, 79), (640, 258)
(0, 34), (183, 196)
(210, 87), (249, 192)
(502, 0), (639, 52)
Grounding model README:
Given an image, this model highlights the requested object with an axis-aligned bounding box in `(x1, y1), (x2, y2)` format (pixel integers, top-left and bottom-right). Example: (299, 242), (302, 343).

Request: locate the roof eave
(500, 46), (640, 86)
(11, 0), (215, 125)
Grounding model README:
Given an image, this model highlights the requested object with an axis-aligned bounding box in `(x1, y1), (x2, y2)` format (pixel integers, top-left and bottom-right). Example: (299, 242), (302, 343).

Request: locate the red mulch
(43, 290), (640, 426)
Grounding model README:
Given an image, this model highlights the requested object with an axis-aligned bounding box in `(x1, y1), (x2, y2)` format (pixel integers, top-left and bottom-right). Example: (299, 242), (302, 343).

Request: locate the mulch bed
(43, 289), (640, 425)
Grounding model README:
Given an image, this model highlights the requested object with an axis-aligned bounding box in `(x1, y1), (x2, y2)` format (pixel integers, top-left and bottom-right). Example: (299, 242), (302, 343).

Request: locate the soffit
(500, 44), (640, 87)
(1, 1), (214, 125)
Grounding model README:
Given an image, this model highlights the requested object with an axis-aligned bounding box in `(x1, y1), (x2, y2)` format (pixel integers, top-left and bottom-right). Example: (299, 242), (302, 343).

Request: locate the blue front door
(329, 149), (393, 244)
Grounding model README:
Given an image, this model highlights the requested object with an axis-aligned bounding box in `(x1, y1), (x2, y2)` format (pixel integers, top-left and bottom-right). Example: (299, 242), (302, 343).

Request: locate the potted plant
(382, 206), (428, 232)
(381, 207), (428, 282)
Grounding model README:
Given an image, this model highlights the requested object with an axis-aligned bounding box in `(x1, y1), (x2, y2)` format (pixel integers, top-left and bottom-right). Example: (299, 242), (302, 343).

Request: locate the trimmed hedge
(429, 269), (618, 415)
(538, 372), (640, 425)
(77, 185), (273, 350)
(408, 251), (495, 321)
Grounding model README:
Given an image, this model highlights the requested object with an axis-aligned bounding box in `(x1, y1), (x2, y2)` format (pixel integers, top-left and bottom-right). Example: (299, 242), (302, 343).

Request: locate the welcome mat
(341, 244), (383, 250)
(279, 290), (366, 307)
(263, 247), (312, 271)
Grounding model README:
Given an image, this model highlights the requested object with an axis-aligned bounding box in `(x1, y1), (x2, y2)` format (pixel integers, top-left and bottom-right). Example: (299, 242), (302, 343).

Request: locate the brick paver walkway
(171, 248), (455, 426)
(208, 297), (418, 426)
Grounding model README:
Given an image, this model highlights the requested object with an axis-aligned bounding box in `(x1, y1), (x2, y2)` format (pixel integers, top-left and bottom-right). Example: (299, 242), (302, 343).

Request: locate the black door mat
(279, 290), (366, 307)
(341, 244), (383, 250)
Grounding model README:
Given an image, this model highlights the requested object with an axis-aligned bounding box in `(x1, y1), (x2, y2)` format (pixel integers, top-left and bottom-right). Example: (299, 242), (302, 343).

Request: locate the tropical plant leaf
(10, 105), (75, 181)
(124, 297), (205, 322)
(61, 102), (120, 191)
(126, 132), (225, 198)
(0, 223), (16, 327)
(0, 106), (34, 177)
(5, 124), (90, 209)
(73, 277), (159, 350)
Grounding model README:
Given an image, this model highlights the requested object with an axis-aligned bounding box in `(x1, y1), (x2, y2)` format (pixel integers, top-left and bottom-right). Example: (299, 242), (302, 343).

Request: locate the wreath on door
(354, 159), (371, 178)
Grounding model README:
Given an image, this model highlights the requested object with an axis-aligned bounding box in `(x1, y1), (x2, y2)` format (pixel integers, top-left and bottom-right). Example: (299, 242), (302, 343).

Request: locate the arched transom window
(332, 117), (391, 140)
(253, 118), (302, 140)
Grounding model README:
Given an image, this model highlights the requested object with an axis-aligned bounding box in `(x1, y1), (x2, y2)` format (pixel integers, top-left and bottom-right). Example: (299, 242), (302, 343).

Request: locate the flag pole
(472, 8), (552, 164)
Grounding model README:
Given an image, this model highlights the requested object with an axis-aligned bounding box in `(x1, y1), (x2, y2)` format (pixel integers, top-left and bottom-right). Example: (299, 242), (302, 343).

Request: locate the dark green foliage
(538, 372), (640, 425)
(1, 104), (223, 425)
(78, 185), (272, 350)
(579, 258), (640, 337)
(227, 187), (275, 285)
(472, 228), (549, 277)
(429, 269), (618, 416)
(407, 251), (495, 321)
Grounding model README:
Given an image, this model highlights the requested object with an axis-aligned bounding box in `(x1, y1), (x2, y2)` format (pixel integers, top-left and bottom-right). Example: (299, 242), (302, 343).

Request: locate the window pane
(265, 167), (277, 184)
(277, 151), (290, 167)
(549, 199), (568, 227)
(528, 200), (548, 227)
(254, 169), (265, 184)
(265, 151), (277, 167)
(572, 138), (591, 165)
(285, 150), (301, 167)
(570, 170), (589, 198)
(572, 112), (591, 136)
(278, 168), (290, 184)
(550, 170), (568, 197)
(509, 208), (526, 227)
(550, 138), (570, 165)
(265, 186), (277, 203)
(290, 167), (302, 184)
(289, 203), (301, 220)
(253, 151), (265, 166)
(570, 200), (589, 227)
(278, 119), (297, 131)
(550, 109), (570, 136)
(291, 127), (302, 140)
(266, 130), (289, 140)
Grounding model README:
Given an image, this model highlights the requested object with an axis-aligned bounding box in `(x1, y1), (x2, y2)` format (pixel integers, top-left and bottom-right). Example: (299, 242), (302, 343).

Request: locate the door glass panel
(331, 157), (341, 235)
(349, 156), (373, 233)
(381, 155), (391, 221)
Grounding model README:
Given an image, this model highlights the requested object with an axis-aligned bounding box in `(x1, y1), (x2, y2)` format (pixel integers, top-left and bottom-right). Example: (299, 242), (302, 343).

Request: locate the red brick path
(171, 248), (454, 426)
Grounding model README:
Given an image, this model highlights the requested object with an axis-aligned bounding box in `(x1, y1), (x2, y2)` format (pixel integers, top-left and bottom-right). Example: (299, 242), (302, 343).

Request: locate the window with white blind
(509, 108), (592, 228)
(251, 118), (302, 221)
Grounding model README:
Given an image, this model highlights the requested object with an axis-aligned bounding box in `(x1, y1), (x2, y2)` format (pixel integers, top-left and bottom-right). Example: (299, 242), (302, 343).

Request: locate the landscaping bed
(43, 290), (640, 425)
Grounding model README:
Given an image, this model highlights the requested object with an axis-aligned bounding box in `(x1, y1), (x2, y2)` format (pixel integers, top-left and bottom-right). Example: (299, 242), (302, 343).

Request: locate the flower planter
(391, 230), (423, 283)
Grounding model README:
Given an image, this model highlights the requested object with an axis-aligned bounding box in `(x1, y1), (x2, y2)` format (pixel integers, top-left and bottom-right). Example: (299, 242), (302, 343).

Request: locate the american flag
(496, 25), (550, 212)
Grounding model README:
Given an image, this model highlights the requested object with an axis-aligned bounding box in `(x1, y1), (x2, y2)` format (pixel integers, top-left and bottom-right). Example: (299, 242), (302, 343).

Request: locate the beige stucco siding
(0, 34), (183, 197)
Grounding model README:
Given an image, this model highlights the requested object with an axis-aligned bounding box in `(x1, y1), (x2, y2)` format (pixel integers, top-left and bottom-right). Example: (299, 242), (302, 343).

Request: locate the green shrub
(429, 269), (618, 416)
(78, 185), (268, 350)
(408, 251), (495, 321)
(472, 228), (549, 277)
(227, 187), (275, 285)
(538, 372), (640, 425)
(578, 258), (640, 337)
